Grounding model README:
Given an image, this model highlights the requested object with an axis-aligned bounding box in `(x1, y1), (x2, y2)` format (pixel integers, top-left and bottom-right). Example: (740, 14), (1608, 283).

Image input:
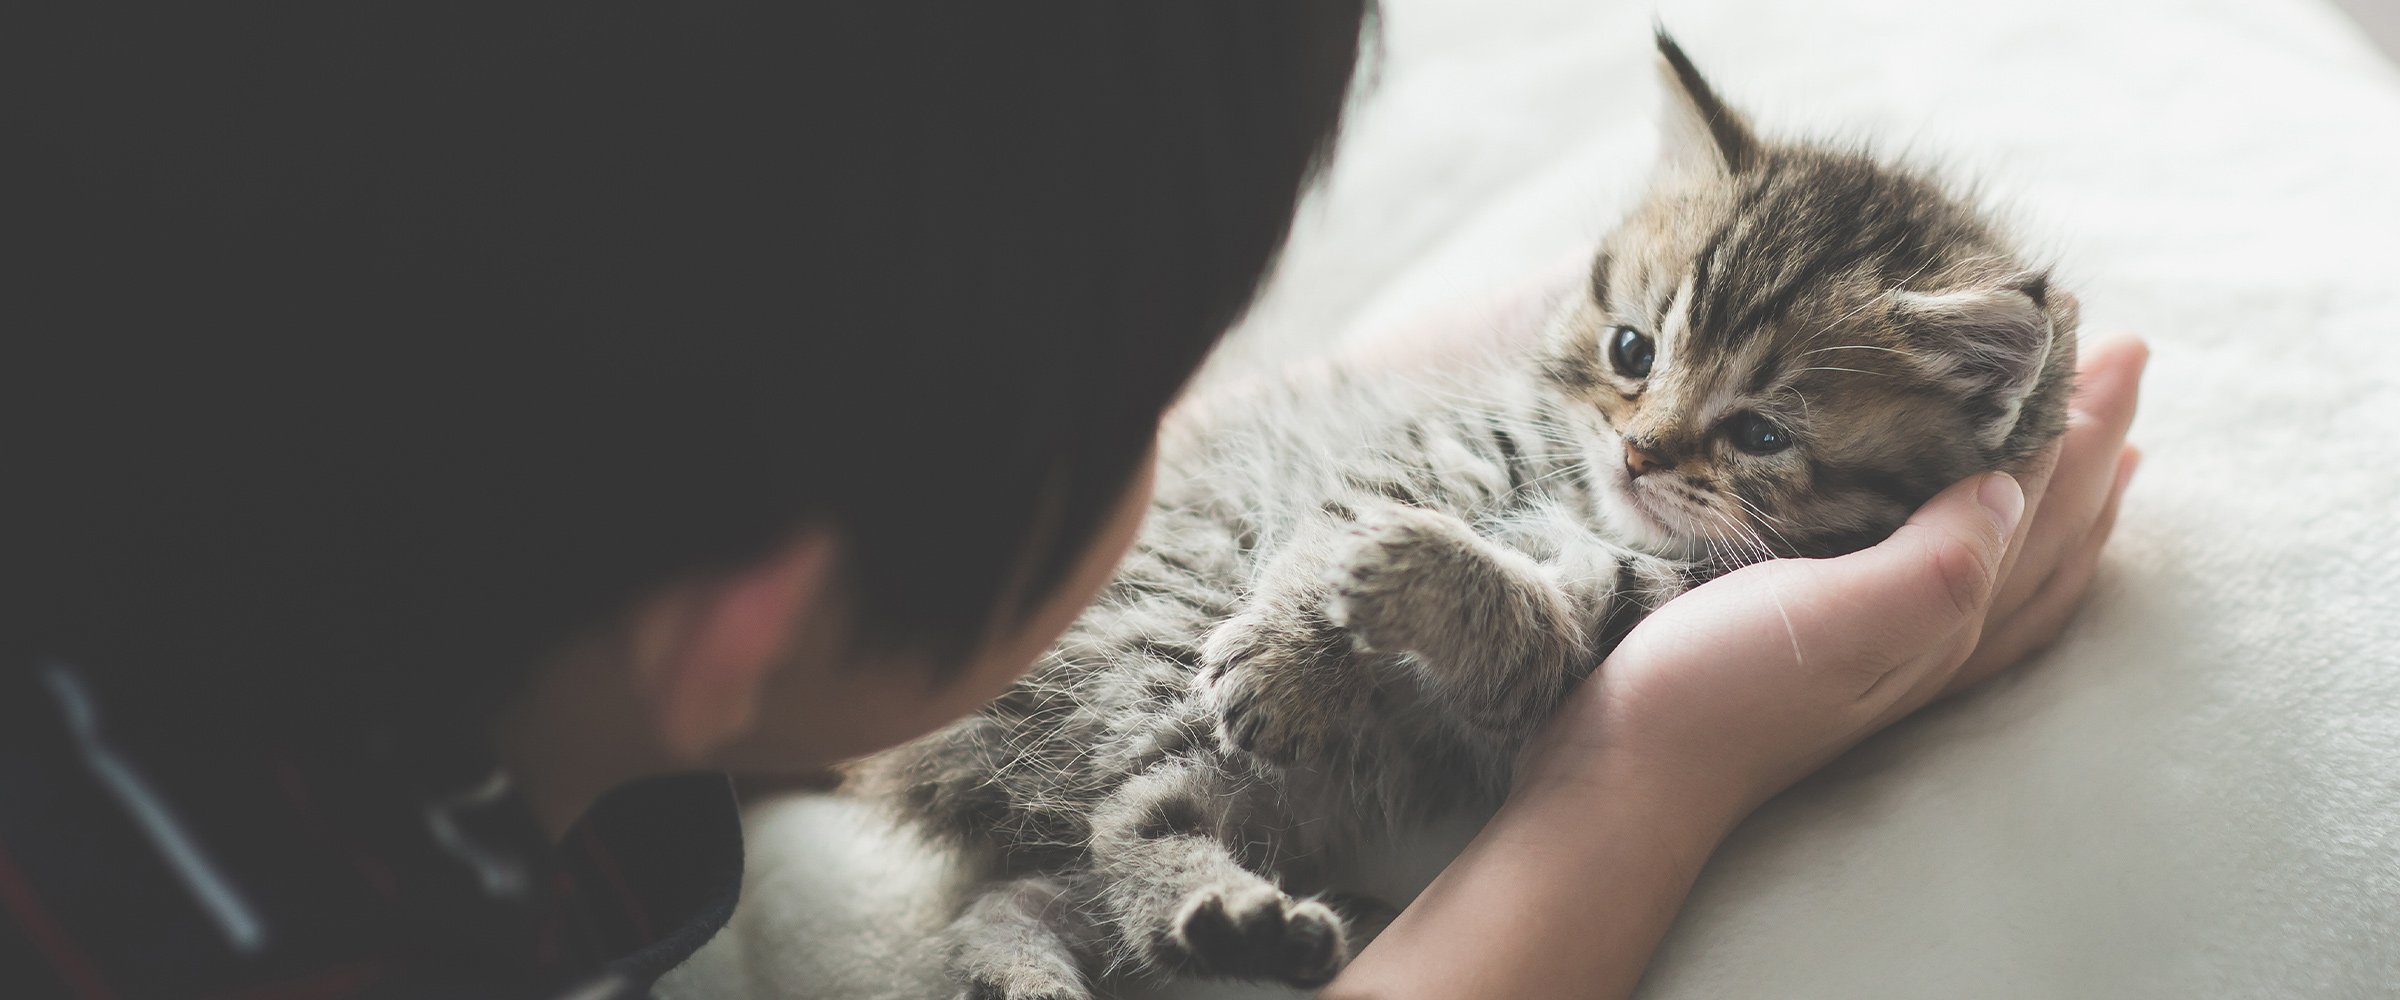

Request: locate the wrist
(1513, 694), (1757, 847)
(1502, 739), (1745, 882)
(1327, 710), (1745, 1000)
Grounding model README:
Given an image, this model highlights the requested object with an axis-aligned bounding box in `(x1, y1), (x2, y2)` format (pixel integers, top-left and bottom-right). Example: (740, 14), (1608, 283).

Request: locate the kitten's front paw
(1197, 615), (1360, 766)
(1323, 504), (1492, 655)
(1170, 882), (1351, 988)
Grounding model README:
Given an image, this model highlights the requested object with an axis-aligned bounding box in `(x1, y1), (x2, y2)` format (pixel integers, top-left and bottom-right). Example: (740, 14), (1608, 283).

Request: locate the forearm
(1323, 755), (1741, 1000)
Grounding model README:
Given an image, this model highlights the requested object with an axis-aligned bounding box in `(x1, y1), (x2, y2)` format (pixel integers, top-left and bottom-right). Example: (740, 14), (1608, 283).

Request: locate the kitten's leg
(1084, 761), (1350, 987)
(1199, 502), (1686, 765)
(945, 877), (1093, 1000)
(1325, 501), (1683, 741)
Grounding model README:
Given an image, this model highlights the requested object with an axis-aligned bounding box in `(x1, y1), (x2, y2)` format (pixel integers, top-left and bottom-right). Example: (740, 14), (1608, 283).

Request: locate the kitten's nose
(1624, 441), (1671, 477)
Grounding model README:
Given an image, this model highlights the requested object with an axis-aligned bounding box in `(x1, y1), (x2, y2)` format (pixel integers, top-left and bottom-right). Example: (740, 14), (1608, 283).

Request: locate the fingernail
(1979, 472), (2026, 534)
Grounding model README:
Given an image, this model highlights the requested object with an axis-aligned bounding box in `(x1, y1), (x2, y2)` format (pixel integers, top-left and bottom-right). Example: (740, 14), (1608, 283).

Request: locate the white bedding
(665, 0), (2400, 996)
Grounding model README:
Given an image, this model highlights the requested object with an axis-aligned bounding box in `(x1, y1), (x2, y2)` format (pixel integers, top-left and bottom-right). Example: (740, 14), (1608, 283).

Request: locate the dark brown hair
(5, 4), (1368, 741)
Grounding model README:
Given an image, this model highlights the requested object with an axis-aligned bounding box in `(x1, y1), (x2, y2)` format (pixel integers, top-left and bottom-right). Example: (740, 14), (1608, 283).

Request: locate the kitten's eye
(1727, 413), (1792, 455)
(1608, 326), (1654, 379)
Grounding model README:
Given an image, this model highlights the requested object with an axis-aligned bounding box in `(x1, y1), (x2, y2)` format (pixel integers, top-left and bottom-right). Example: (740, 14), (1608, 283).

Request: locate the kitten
(849, 32), (2078, 999)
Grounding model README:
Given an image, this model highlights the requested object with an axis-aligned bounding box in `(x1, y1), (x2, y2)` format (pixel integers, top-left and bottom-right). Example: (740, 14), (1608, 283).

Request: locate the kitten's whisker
(1711, 507), (1777, 568)
(1720, 517), (1773, 567)
(1695, 508), (1765, 572)
(1694, 519), (1734, 574)
(1800, 343), (1919, 359)
(1499, 458), (1592, 505)
(1726, 492), (1792, 527)
(1794, 252), (1943, 353)
(1702, 505), (1805, 668)
(1798, 260), (1921, 347)
(1728, 493), (1800, 556)
(1769, 383), (1816, 419)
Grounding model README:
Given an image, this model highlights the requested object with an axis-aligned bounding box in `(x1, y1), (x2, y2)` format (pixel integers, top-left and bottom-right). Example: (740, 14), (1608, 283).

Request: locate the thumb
(1838, 473), (2026, 631)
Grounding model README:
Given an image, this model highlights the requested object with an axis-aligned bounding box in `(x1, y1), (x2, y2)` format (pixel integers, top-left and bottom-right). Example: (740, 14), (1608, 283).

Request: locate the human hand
(1521, 335), (2147, 820)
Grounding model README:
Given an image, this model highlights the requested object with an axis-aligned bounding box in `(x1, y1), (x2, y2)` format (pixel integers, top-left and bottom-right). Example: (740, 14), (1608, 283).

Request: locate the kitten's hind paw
(1170, 883), (1351, 988)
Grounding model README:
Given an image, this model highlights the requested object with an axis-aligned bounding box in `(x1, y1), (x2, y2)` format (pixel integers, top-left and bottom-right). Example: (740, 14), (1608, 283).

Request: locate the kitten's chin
(1598, 485), (1709, 561)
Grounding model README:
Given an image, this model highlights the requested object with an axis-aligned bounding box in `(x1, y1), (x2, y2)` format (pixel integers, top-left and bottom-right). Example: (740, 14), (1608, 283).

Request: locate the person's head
(8, 5), (1369, 769)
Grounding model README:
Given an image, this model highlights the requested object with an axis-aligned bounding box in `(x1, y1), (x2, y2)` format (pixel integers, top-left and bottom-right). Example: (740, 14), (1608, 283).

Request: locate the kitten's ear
(1653, 30), (1758, 177)
(1892, 273), (2057, 448)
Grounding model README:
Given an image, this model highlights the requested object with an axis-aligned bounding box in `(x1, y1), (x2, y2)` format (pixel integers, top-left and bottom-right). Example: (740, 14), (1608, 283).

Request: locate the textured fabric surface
(664, 0), (2400, 996)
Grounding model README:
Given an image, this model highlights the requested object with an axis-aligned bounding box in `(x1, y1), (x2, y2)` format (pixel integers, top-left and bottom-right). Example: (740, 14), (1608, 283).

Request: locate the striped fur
(847, 33), (2078, 998)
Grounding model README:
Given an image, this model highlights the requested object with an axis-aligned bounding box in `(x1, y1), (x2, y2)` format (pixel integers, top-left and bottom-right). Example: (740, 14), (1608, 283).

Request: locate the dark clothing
(0, 660), (742, 999)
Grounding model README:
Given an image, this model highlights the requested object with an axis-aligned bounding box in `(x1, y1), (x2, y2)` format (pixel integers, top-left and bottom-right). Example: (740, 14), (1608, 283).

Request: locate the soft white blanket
(664, 0), (2400, 996)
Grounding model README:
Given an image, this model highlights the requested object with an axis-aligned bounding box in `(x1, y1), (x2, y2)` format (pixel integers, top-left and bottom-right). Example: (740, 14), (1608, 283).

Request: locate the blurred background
(2332, 0), (2400, 58)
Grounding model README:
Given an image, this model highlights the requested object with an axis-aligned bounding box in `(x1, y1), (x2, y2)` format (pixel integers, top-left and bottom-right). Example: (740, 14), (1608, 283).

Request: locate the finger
(1953, 462), (2125, 690)
(2074, 335), (2149, 433)
(1950, 443), (2137, 694)
(1985, 439), (2060, 623)
(1990, 336), (2146, 619)
(1809, 472), (2022, 700)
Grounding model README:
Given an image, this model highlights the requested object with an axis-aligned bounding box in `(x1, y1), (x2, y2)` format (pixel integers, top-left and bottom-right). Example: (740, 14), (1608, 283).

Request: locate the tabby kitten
(851, 33), (2078, 999)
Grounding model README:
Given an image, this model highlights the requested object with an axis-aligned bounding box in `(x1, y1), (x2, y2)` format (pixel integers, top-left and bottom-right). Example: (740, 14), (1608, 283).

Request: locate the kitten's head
(1542, 32), (2078, 563)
